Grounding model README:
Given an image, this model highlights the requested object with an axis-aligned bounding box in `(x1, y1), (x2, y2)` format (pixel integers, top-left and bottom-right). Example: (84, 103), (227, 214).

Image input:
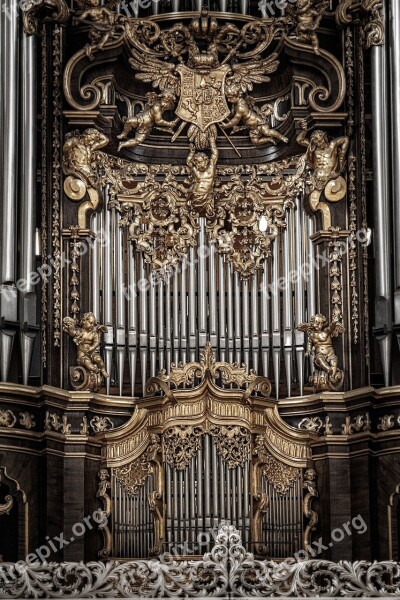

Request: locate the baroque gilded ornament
(297, 120), (349, 229)
(63, 312), (109, 392)
(147, 342), (271, 401)
(299, 314), (345, 391)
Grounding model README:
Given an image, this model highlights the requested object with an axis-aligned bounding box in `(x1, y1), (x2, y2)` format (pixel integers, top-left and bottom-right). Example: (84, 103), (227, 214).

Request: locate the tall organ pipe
(19, 32), (37, 385)
(103, 194), (113, 393)
(373, 5), (392, 386)
(0, 4), (19, 381)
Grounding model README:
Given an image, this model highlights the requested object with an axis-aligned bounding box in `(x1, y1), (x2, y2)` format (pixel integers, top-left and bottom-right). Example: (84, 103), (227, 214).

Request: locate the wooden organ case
(97, 344), (316, 559)
(17, 0), (378, 566)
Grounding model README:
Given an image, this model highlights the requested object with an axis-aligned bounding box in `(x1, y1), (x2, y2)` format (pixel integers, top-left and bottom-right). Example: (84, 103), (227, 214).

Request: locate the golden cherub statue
(298, 314), (345, 391)
(222, 90), (288, 147)
(186, 136), (218, 214)
(291, 0), (329, 55)
(73, 0), (125, 60)
(63, 312), (109, 392)
(117, 92), (178, 152)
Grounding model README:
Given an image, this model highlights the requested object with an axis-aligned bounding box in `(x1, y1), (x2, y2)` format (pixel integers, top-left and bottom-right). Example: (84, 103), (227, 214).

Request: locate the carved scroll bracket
(336, 0), (384, 48)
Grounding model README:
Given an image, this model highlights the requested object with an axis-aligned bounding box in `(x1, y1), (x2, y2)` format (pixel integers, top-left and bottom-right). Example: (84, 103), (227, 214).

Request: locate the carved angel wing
(129, 49), (180, 96)
(228, 53), (279, 93)
(298, 322), (311, 334)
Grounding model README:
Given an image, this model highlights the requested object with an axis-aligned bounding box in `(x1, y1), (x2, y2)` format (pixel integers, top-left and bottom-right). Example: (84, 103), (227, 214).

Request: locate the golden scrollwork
(22, 0), (70, 36)
(146, 342), (271, 401)
(336, 0), (384, 48)
(299, 314), (345, 392)
(96, 154), (304, 278)
(115, 434), (161, 494)
(209, 425), (251, 469)
(254, 436), (301, 494)
(63, 312), (109, 392)
(163, 425), (204, 471)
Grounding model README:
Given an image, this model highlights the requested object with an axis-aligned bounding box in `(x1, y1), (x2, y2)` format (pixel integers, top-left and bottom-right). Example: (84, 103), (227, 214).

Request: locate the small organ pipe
(198, 219), (207, 347)
(272, 240), (281, 398)
(139, 259), (148, 395)
(218, 256), (227, 361)
(234, 272), (242, 364)
(103, 197), (113, 393)
(149, 273), (157, 377)
(294, 197), (305, 395)
(209, 243), (217, 349)
(227, 264), (234, 363)
(282, 212), (293, 396)
(128, 246), (137, 396)
(261, 268), (270, 378)
(115, 213), (126, 395)
(251, 276), (260, 374)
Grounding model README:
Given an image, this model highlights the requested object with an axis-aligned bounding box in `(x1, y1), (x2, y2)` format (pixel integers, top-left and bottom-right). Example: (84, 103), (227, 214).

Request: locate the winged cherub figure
(127, 43), (285, 150)
(221, 90), (288, 146)
(291, 0), (330, 55)
(117, 92), (178, 152)
(73, 0), (125, 60)
(298, 314), (345, 389)
(63, 313), (109, 379)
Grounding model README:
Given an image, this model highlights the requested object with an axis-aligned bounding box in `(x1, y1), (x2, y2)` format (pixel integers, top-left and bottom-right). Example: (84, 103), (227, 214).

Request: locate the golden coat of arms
(176, 64), (230, 132)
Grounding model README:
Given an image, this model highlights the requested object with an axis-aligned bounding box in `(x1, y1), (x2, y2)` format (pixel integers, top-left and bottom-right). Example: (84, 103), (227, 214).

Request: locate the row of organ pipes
(90, 195), (317, 398)
(110, 436), (304, 559)
(1, 0), (398, 389)
(0, 11), (38, 384)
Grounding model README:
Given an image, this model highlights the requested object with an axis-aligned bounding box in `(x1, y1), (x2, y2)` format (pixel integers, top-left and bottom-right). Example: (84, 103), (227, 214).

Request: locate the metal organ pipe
(271, 239), (281, 398)
(294, 196), (305, 395)
(282, 212), (293, 397)
(234, 272), (242, 364)
(19, 31), (37, 384)
(128, 245), (137, 396)
(261, 267), (270, 378)
(251, 276), (260, 375)
(103, 191), (113, 393)
(139, 259), (148, 395)
(209, 243), (217, 351)
(218, 256), (227, 362)
(181, 257), (187, 364)
(0, 2), (19, 381)
(149, 272), (157, 377)
(373, 5), (392, 386)
(115, 213), (126, 395)
(390, 0), (400, 350)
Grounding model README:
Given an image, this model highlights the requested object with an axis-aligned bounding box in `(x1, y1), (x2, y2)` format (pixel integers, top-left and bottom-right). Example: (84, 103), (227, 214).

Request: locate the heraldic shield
(176, 64), (230, 132)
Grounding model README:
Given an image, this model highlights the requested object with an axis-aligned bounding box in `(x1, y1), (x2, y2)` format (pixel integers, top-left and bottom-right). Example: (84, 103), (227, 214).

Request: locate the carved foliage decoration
(209, 425), (251, 469)
(260, 454), (301, 495)
(96, 469), (112, 558)
(147, 342), (271, 401)
(163, 425), (204, 471)
(114, 434), (161, 495)
(2, 526), (400, 598)
(336, 0), (384, 48)
(254, 434), (301, 495)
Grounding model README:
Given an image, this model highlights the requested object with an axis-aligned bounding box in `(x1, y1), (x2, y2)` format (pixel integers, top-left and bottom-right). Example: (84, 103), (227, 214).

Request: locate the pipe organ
(99, 344), (315, 559)
(4, 0), (400, 583)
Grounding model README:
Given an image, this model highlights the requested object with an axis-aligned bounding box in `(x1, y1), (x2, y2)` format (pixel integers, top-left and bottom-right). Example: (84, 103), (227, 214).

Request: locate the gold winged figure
(121, 41), (287, 151)
(298, 314), (345, 391)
